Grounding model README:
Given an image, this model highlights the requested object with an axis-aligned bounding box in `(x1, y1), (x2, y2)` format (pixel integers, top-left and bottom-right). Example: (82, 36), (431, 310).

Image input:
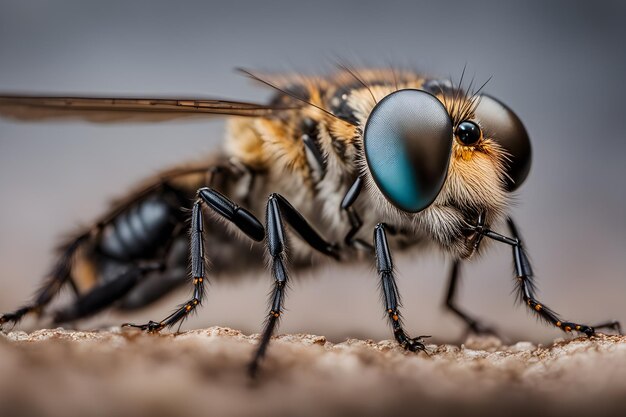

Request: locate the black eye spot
(455, 121), (482, 146)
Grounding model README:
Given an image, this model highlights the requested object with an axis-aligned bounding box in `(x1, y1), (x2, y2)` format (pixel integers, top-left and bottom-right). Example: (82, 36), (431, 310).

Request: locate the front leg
(444, 260), (498, 337)
(374, 223), (428, 352)
(478, 217), (621, 336)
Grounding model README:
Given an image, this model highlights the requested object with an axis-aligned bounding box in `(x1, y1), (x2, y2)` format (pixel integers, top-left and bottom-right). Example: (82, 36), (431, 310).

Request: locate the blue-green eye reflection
(364, 89), (453, 213)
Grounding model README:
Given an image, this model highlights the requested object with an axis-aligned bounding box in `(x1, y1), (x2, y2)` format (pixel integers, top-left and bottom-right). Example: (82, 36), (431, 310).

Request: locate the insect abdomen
(98, 196), (181, 261)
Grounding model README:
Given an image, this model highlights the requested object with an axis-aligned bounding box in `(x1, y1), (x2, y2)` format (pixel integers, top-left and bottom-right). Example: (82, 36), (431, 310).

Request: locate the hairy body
(0, 67), (618, 376)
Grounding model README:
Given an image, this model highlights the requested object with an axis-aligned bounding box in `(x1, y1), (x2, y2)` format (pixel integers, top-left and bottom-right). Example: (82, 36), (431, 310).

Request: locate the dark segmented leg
(341, 176), (373, 252)
(53, 263), (162, 324)
(124, 188), (265, 332)
(374, 223), (427, 352)
(0, 164), (225, 330)
(0, 233), (89, 329)
(444, 260), (498, 336)
(117, 267), (187, 310)
(477, 217), (621, 336)
(248, 193), (339, 377)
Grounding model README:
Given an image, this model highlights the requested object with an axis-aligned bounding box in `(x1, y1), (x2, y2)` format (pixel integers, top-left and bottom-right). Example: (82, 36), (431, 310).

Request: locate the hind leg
(53, 263), (163, 324)
(117, 268), (188, 311)
(0, 164), (224, 330)
(0, 234), (90, 329)
(124, 187), (266, 332)
(115, 235), (189, 311)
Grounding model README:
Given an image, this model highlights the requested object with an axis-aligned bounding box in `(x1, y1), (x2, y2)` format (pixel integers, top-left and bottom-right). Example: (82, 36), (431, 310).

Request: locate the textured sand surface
(1, 327), (625, 417)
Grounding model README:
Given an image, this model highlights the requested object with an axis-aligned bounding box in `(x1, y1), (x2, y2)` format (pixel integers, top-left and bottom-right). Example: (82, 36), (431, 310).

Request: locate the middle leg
(248, 193), (339, 376)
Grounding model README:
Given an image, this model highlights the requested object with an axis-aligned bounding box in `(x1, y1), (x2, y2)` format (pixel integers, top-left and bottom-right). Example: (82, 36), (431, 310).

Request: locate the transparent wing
(0, 94), (300, 123)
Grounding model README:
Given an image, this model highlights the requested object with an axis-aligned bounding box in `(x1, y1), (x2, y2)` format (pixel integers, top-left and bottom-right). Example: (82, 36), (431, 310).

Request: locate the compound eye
(455, 121), (482, 145)
(474, 94), (532, 191)
(364, 89), (453, 213)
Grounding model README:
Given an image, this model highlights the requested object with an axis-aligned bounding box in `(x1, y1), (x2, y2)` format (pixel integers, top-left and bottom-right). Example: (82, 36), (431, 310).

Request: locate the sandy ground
(1, 327), (625, 417)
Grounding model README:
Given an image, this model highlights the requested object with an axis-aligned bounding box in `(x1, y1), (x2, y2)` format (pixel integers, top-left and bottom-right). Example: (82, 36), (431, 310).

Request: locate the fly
(0, 67), (620, 376)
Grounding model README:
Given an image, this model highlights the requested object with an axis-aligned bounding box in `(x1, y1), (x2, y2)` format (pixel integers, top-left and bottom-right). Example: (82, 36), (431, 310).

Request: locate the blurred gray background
(0, 0), (624, 343)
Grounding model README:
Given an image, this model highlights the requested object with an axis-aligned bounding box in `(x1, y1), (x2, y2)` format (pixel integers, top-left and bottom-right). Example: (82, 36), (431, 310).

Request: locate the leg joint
(196, 186), (210, 196)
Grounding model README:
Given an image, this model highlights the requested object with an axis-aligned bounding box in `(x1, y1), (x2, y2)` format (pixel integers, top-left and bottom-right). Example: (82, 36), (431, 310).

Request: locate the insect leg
(117, 267), (188, 310)
(248, 193), (340, 377)
(123, 188), (265, 332)
(374, 223), (428, 352)
(444, 260), (498, 336)
(0, 164), (226, 330)
(479, 217), (621, 336)
(52, 263), (162, 323)
(341, 176), (373, 252)
(0, 233), (89, 329)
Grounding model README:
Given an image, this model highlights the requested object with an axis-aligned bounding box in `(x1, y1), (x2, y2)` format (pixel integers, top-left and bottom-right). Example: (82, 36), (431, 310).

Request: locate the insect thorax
(222, 69), (510, 260)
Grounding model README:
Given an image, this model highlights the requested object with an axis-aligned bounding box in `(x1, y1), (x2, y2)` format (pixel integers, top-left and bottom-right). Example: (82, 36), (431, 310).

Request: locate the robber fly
(0, 67), (620, 376)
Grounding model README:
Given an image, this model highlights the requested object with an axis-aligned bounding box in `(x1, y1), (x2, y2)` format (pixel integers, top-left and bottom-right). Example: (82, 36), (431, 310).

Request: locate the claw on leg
(375, 224), (430, 354)
(472, 217), (622, 340)
(589, 320), (622, 335)
(466, 320), (499, 337)
(401, 335), (429, 353)
(122, 320), (164, 333)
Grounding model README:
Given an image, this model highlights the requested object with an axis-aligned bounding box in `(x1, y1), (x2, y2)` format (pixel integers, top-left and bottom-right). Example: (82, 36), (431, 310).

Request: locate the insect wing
(0, 95), (300, 123)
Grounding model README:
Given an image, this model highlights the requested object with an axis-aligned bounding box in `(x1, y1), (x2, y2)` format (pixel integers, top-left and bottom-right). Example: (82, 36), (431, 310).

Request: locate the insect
(0, 67), (620, 376)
